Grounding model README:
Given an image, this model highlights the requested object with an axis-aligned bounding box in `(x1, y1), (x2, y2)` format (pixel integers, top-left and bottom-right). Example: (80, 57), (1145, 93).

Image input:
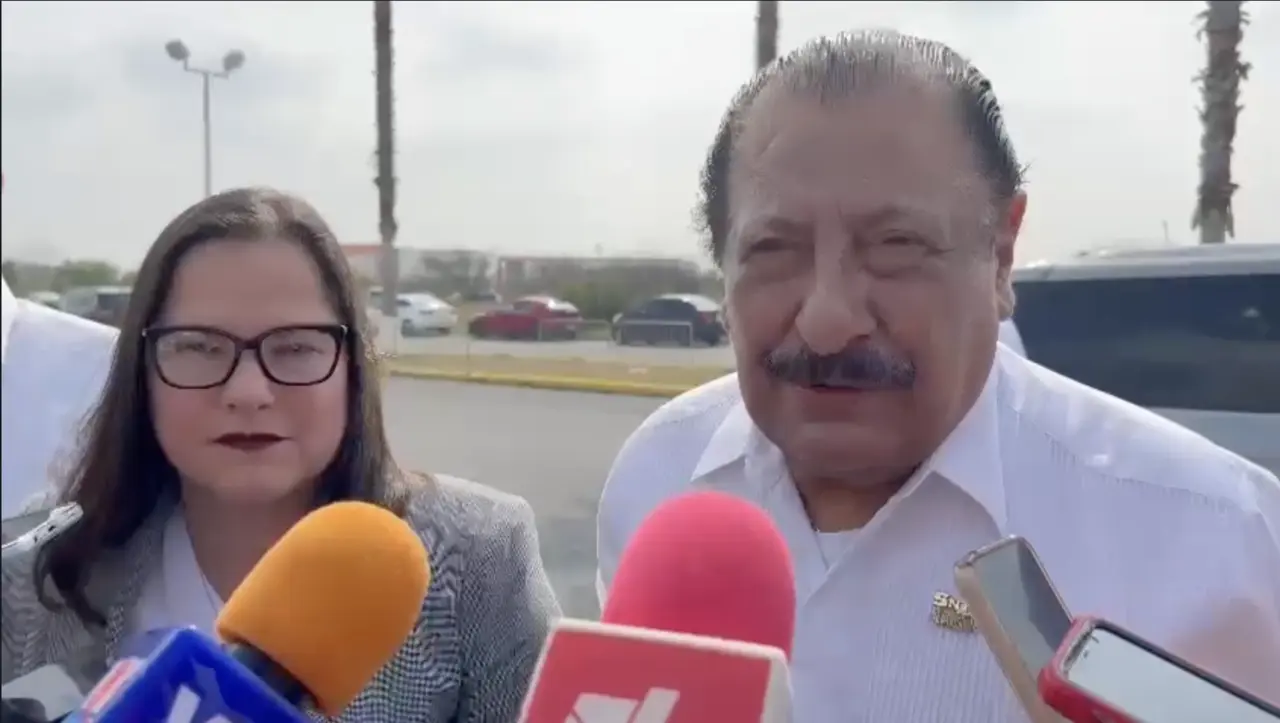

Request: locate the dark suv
(612, 294), (725, 347)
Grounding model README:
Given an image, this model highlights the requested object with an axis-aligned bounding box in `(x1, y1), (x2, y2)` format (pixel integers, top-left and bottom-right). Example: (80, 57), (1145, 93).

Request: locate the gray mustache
(762, 345), (917, 390)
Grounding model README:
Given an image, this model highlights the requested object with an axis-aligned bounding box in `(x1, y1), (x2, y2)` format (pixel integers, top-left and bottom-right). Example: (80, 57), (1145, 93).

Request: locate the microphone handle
(223, 642), (313, 709)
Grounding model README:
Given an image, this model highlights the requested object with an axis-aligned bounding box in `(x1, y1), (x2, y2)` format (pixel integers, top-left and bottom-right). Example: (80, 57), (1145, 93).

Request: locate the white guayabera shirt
(998, 319), (1025, 356)
(1, 278), (118, 516)
(596, 344), (1280, 723)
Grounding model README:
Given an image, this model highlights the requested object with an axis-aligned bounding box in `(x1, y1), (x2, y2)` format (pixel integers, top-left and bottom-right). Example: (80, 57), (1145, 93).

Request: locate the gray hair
(696, 29), (1027, 267)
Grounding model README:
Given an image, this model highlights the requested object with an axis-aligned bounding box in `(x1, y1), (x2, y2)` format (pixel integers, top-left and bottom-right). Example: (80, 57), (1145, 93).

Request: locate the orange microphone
(71, 501), (430, 721)
(216, 500), (431, 716)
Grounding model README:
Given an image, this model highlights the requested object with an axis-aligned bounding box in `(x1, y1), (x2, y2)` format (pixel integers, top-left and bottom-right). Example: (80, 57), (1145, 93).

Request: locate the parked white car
(369, 291), (458, 336)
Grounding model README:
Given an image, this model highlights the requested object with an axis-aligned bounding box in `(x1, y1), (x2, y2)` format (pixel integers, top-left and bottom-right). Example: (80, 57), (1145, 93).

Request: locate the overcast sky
(2, 0), (1277, 269)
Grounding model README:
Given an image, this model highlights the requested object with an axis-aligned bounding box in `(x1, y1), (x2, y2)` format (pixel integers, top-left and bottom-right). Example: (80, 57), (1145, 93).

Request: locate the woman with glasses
(0, 187), (560, 721)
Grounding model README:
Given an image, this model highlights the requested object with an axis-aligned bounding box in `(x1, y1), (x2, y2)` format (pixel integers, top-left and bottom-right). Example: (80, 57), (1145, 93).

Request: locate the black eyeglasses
(143, 324), (349, 390)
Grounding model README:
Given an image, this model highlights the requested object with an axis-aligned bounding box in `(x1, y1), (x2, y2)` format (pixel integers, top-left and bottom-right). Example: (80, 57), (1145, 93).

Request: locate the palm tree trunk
(756, 0), (779, 71)
(374, 0), (399, 315)
(1192, 0), (1250, 245)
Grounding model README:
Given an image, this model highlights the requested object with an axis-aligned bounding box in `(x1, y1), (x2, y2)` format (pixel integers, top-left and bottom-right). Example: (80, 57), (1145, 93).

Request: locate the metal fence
(612, 319), (696, 347)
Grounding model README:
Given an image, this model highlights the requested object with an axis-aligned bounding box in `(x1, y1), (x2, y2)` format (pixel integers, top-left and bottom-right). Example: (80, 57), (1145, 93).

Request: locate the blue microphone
(67, 627), (308, 723)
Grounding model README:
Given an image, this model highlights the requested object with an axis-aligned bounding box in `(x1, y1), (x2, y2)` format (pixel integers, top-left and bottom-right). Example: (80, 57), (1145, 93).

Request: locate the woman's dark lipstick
(215, 433), (285, 451)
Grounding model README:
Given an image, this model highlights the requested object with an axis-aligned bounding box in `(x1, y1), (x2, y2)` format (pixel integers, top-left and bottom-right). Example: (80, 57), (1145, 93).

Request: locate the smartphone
(1039, 616), (1280, 723)
(955, 535), (1073, 723)
(1, 503), (83, 558)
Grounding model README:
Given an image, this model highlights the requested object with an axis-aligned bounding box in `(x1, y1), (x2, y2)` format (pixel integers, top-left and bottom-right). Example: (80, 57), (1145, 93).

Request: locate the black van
(1008, 243), (1279, 475)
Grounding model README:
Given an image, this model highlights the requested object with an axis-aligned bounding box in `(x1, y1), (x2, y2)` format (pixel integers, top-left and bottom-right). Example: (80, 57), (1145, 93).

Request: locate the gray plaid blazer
(0, 474), (561, 722)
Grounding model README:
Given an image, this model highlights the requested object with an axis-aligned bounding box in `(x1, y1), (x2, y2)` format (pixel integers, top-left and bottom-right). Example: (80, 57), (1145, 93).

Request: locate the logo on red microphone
(522, 625), (775, 723)
(568, 689), (680, 723)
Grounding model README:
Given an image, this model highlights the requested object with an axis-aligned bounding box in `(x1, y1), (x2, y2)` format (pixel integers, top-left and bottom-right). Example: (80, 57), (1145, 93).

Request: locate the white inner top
(125, 510), (226, 640)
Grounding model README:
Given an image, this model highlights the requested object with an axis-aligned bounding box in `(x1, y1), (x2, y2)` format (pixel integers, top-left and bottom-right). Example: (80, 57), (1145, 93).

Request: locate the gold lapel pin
(932, 591), (976, 632)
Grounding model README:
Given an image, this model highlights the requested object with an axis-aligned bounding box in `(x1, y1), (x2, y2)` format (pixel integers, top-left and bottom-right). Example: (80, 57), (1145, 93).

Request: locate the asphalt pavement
(382, 377), (666, 619)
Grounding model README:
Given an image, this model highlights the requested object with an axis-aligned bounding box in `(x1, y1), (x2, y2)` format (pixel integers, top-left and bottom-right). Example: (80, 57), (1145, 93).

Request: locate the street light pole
(201, 73), (213, 197)
(164, 40), (246, 198)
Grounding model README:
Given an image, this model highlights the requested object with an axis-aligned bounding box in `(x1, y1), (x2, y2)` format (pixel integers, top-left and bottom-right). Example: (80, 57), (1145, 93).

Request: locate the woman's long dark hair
(35, 187), (413, 625)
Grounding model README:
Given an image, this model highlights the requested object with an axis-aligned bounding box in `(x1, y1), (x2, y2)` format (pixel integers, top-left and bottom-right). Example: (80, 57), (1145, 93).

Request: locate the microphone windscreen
(215, 501), (430, 716)
(602, 491), (796, 657)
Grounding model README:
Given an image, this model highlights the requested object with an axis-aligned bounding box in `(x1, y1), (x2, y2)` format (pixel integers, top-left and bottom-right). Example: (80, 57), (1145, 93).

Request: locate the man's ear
(995, 191), (1027, 320)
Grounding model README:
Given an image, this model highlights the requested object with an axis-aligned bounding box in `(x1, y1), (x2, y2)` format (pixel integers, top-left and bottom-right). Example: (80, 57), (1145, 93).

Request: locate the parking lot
(386, 333), (738, 369)
(382, 376), (664, 619)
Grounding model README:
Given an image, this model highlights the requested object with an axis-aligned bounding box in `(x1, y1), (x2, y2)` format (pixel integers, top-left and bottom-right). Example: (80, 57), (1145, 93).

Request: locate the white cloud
(2, 0), (1277, 269)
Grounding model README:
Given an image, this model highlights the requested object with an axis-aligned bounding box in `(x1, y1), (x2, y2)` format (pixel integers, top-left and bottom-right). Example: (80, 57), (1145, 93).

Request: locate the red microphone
(519, 491), (796, 723)
(601, 490), (796, 656)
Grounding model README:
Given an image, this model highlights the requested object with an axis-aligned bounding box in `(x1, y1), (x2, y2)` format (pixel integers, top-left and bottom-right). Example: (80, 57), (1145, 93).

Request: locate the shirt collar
(1, 277), (17, 365)
(691, 357), (1009, 531)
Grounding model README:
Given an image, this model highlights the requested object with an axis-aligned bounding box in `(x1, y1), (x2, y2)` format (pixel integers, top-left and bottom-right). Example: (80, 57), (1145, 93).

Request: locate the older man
(596, 31), (1279, 722)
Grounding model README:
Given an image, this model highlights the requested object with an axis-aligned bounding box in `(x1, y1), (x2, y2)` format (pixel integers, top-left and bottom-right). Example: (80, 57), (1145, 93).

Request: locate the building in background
(341, 245), (705, 300)
(342, 245), (492, 287)
(494, 255), (699, 293)
(494, 255), (698, 282)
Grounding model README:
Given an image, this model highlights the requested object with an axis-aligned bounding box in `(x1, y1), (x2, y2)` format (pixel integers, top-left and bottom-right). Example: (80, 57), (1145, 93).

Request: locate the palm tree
(756, 1), (779, 70)
(1192, 0), (1250, 245)
(374, 0), (400, 314)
